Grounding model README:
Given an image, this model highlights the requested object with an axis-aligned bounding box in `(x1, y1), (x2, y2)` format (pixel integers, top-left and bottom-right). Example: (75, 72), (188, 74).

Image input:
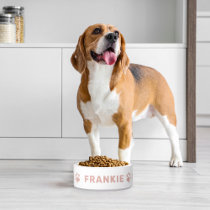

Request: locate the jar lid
(3, 6), (24, 15)
(0, 13), (15, 23)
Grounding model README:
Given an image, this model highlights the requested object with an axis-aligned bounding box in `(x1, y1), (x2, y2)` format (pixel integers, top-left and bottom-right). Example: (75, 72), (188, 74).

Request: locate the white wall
(197, 0), (210, 11)
(0, 0), (178, 43)
(196, 0), (210, 126)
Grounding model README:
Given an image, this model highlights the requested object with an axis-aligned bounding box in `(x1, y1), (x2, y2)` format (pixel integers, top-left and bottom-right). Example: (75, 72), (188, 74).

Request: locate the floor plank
(0, 127), (210, 209)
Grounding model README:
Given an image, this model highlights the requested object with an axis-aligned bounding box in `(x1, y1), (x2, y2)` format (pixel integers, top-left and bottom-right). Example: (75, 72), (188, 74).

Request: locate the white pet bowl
(73, 163), (133, 190)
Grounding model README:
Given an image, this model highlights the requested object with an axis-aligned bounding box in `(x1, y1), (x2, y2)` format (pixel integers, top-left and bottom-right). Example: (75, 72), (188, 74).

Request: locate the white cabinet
(0, 48), (61, 137)
(0, 45), (186, 159)
(197, 67), (210, 115)
(196, 43), (210, 115)
(62, 46), (186, 139)
(62, 49), (85, 137)
(197, 17), (210, 41)
(197, 43), (210, 66)
(196, 12), (210, 125)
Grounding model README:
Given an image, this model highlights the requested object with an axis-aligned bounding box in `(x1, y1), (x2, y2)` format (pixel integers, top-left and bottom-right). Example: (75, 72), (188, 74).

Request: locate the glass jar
(0, 13), (16, 43)
(3, 6), (24, 43)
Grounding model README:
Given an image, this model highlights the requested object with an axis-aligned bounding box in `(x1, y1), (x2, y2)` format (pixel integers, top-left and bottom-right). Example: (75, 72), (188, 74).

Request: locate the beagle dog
(71, 24), (183, 167)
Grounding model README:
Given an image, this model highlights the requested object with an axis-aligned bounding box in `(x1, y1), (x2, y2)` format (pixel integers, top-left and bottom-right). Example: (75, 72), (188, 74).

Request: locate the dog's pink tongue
(102, 51), (117, 65)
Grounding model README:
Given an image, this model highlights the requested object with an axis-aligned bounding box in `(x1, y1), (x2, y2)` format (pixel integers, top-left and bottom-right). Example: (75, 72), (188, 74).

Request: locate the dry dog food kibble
(79, 156), (129, 167)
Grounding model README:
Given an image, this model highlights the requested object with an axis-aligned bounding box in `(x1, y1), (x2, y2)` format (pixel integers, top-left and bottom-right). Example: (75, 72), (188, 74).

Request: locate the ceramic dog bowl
(73, 163), (133, 190)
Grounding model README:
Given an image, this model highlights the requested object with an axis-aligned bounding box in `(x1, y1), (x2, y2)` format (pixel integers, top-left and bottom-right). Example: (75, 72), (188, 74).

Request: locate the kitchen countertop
(0, 43), (186, 49)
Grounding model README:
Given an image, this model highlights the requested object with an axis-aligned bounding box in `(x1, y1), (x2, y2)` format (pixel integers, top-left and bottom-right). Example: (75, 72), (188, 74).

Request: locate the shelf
(197, 11), (210, 17)
(0, 43), (186, 49)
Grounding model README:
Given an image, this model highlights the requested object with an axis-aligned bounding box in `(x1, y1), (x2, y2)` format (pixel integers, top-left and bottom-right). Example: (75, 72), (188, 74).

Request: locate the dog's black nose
(105, 32), (118, 43)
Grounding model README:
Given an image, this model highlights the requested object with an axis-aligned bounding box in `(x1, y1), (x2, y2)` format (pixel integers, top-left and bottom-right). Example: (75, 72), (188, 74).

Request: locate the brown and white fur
(71, 24), (183, 167)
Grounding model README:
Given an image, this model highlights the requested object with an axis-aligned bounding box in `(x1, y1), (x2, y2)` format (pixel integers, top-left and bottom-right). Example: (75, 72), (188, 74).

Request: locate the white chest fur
(80, 61), (120, 126)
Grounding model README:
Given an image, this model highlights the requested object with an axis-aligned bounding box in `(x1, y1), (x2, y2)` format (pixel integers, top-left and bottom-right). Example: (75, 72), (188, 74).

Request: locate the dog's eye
(93, 28), (101, 34)
(114, 31), (119, 37)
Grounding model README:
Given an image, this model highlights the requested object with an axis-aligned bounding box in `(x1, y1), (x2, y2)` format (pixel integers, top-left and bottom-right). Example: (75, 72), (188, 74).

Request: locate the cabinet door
(62, 49), (87, 138)
(62, 48), (186, 139)
(196, 66), (210, 115)
(197, 17), (210, 41)
(127, 48), (186, 139)
(0, 48), (61, 137)
(197, 43), (210, 66)
(62, 49), (119, 138)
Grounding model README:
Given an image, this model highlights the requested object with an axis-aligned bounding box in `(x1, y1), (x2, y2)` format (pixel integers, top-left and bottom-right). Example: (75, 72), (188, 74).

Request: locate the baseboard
(197, 114), (210, 127)
(0, 138), (187, 161)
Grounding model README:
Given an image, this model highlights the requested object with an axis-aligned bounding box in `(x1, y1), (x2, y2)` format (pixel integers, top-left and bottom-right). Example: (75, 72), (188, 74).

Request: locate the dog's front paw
(118, 148), (131, 163)
(91, 148), (101, 157)
(169, 155), (183, 167)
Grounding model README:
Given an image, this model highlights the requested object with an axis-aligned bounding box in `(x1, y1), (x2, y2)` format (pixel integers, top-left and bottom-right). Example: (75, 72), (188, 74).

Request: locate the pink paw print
(75, 173), (80, 183)
(126, 172), (131, 182)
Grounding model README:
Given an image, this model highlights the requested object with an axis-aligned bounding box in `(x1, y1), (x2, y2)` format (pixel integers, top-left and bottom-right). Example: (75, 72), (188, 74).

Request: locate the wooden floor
(0, 127), (210, 210)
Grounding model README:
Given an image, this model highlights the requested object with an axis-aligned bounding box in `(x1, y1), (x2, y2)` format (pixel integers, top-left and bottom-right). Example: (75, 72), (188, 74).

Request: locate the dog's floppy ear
(119, 33), (129, 74)
(71, 33), (86, 73)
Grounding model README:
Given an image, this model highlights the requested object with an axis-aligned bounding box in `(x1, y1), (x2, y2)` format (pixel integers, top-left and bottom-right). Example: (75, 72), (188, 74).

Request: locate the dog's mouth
(91, 47), (117, 65)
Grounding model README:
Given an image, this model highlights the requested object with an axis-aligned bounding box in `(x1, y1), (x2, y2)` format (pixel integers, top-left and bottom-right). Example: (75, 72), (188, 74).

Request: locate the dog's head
(71, 24), (129, 73)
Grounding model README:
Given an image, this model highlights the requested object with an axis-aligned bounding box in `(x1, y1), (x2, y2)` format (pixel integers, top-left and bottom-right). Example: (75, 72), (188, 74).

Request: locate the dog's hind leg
(83, 120), (101, 156)
(152, 76), (183, 167)
(154, 109), (183, 167)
